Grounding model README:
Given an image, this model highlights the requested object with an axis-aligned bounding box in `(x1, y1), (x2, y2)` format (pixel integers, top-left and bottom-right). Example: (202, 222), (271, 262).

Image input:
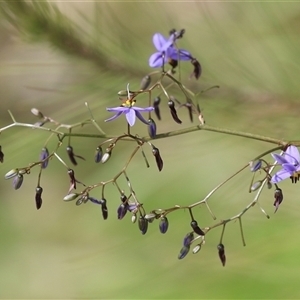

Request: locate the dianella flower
(149, 32), (192, 68)
(105, 99), (154, 127)
(271, 146), (300, 183)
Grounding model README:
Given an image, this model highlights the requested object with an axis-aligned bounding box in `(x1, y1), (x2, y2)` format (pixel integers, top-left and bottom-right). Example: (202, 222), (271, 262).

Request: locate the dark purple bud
(117, 203), (128, 220)
(66, 146), (85, 166)
(120, 194), (128, 203)
(153, 97), (161, 120)
(152, 146), (163, 171)
(190, 220), (205, 236)
(190, 58), (202, 80)
(169, 28), (176, 35)
(274, 188), (283, 213)
(217, 243), (226, 267)
(178, 246), (190, 260)
(88, 197), (102, 205)
(176, 29), (185, 39)
(250, 160), (262, 172)
(100, 198), (108, 220)
(138, 216), (148, 235)
(13, 174), (23, 190)
(35, 186), (43, 210)
(94, 146), (103, 163)
(0, 146), (4, 163)
(185, 102), (193, 122)
(40, 147), (49, 169)
(140, 75), (151, 91)
(183, 232), (194, 247)
(168, 59), (178, 69)
(68, 169), (76, 190)
(148, 118), (157, 139)
(159, 216), (169, 234)
(168, 100), (182, 124)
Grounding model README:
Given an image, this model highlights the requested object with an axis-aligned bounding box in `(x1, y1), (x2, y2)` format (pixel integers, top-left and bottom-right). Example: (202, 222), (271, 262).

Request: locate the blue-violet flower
(271, 145), (300, 183)
(149, 32), (191, 68)
(105, 99), (154, 127)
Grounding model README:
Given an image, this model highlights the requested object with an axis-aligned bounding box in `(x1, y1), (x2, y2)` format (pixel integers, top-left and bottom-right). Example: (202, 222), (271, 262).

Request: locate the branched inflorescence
(1, 29), (299, 267)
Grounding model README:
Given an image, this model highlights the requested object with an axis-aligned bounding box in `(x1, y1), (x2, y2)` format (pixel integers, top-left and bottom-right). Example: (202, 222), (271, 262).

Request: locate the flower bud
(274, 188), (283, 213)
(101, 198), (108, 220)
(13, 174), (23, 190)
(145, 213), (156, 222)
(159, 216), (169, 234)
(217, 243), (226, 266)
(117, 90), (128, 97)
(40, 147), (49, 169)
(183, 232), (194, 247)
(153, 97), (161, 120)
(178, 246), (190, 260)
(101, 151), (111, 164)
(117, 203), (128, 220)
(63, 193), (79, 201)
(31, 108), (44, 118)
(138, 216), (148, 235)
(249, 159), (262, 172)
(131, 214), (137, 223)
(35, 186), (43, 210)
(192, 244), (202, 254)
(5, 169), (18, 180)
(148, 118), (157, 139)
(250, 180), (262, 192)
(140, 75), (151, 91)
(66, 146), (77, 166)
(94, 146), (103, 163)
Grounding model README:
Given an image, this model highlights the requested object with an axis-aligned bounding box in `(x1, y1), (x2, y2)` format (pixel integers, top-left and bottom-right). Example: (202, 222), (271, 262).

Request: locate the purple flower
(105, 100), (154, 127)
(149, 33), (191, 68)
(271, 146), (300, 183)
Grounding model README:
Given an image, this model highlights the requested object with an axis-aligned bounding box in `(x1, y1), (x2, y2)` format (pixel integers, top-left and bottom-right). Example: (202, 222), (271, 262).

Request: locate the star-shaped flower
(105, 99), (154, 127)
(271, 145), (300, 183)
(149, 33), (191, 68)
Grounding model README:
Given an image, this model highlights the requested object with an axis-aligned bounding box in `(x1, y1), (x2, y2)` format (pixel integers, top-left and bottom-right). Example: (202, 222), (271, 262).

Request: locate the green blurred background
(1, 1), (300, 299)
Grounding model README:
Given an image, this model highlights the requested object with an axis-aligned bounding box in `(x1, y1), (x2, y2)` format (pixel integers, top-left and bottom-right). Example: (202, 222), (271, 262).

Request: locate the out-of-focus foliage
(1, 1), (300, 299)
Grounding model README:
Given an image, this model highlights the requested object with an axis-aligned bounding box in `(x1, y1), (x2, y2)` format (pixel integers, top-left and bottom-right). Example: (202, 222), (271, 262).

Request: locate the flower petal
(149, 52), (164, 68)
(271, 169), (292, 183)
(105, 111), (123, 123)
(153, 33), (169, 51)
(125, 109), (136, 126)
(282, 163), (297, 172)
(135, 110), (149, 125)
(169, 48), (192, 61)
(271, 153), (289, 165)
(133, 106), (154, 112)
(284, 145), (300, 165)
(106, 107), (127, 112)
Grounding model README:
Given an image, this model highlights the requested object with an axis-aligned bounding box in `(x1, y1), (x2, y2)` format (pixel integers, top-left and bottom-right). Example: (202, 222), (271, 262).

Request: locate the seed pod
(183, 232), (194, 247)
(190, 220), (205, 236)
(13, 174), (23, 190)
(40, 147), (49, 169)
(35, 186), (43, 210)
(138, 216), (148, 235)
(159, 216), (169, 234)
(153, 97), (161, 120)
(217, 243), (226, 266)
(140, 75), (151, 90)
(94, 146), (103, 163)
(168, 99), (182, 124)
(101, 151), (111, 164)
(0, 146), (4, 163)
(148, 118), (157, 139)
(178, 246), (190, 260)
(152, 146), (163, 171)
